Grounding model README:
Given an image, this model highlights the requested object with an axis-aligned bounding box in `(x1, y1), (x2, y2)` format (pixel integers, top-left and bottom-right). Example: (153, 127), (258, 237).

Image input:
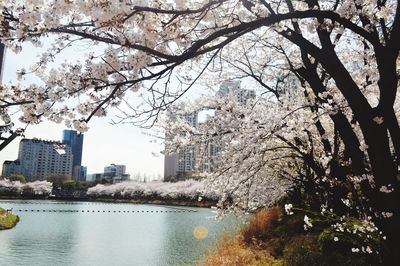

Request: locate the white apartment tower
(164, 80), (256, 181)
(164, 111), (198, 181)
(2, 138), (73, 180)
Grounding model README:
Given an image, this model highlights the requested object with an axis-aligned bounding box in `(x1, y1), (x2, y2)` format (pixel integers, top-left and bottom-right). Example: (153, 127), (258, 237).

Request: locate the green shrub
(283, 235), (322, 266)
(318, 218), (383, 265)
(8, 174), (26, 183)
(62, 179), (77, 189)
(0, 208), (20, 230)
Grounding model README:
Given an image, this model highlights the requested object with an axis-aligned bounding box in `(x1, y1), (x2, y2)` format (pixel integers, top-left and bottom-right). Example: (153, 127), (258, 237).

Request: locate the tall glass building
(62, 130), (84, 180)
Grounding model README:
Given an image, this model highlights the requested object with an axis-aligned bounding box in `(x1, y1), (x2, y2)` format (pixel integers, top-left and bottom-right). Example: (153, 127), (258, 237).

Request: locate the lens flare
(193, 226), (208, 239)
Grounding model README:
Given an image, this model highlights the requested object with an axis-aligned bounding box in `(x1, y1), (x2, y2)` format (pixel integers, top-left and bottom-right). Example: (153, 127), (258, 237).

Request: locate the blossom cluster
(0, 0), (395, 130)
(304, 215), (313, 230)
(87, 179), (218, 201)
(332, 217), (382, 254)
(0, 179), (53, 195)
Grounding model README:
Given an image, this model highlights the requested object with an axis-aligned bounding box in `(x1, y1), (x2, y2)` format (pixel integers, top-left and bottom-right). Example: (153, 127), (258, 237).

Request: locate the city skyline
(0, 42), (164, 178)
(0, 123), (164, 178)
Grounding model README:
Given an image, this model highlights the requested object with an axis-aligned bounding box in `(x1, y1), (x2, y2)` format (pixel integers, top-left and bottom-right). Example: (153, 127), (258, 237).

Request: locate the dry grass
(241, 207), (282, 244)
(201, 207), (284, 266)
(202, 236), (277, 266)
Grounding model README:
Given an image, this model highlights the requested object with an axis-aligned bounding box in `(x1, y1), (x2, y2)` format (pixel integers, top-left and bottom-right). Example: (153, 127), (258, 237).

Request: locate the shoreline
(0, 195), (217, 208)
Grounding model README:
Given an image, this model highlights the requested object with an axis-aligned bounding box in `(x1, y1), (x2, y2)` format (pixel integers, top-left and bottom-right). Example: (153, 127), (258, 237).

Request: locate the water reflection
(1, 207), (78, 265)
(0, 200), (242, 266)
(159, 207), (240, 265)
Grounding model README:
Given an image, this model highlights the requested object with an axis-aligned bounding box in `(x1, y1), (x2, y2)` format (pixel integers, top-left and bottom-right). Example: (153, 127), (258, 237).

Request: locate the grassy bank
(202, 207), (383, 266)
(0, 207), (19, 230)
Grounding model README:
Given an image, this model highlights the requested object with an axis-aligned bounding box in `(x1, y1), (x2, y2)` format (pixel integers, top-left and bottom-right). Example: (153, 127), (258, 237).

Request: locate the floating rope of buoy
(13, 209), (198, 214)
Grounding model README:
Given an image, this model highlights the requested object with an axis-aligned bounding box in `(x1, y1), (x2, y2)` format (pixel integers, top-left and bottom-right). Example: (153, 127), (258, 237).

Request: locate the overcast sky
(0, 42), (165, 179)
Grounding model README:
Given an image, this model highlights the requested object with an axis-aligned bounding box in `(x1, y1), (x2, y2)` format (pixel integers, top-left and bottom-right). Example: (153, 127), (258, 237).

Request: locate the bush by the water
(202, 235), (283, 266)
(0, 208), (19, 230)
(203, 206), (384, 266)
(242, 207), (282, 244)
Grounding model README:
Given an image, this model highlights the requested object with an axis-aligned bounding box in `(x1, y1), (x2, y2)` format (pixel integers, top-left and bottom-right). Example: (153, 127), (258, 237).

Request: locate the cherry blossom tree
(1, 1), (399, 263)
(0, 42), (25, 151)
(161, 90), (301, 212)
(87, 179), (219, 201)
(0, 179), (52, 195)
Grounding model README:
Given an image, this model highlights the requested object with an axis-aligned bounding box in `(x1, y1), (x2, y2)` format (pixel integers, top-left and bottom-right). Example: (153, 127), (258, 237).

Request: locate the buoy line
(1, 201), (200, 211)
(12, 209), (198, 214)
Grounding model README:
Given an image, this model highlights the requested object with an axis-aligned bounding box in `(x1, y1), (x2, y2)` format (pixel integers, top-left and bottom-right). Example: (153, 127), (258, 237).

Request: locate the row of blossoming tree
(0, 0), (399, 263)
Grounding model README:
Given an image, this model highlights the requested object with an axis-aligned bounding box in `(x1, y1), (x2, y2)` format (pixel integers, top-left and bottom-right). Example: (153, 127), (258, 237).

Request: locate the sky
(0, 42), (165, 179)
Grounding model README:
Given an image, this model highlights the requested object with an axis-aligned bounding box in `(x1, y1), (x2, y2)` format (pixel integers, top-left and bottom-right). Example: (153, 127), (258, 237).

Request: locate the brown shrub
(202, 236), (281, 266)
(202, 237), (258, 266)
(242, 207), (282, 244)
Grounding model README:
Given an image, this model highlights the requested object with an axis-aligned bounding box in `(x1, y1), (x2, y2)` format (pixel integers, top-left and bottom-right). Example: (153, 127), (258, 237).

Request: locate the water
(0, 200), (243, 266)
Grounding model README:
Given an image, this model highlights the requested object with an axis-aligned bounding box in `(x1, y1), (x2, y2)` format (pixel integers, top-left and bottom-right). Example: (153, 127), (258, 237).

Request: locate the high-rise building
(80, 166), (87, 181)
(62, 130), (84, 180)
(86, 173), (103, 182)
(2, 138), (73, 180)
(218, 80), (256, 104)
(164, 153), (179, 181)
(164, 111), (198, 181)
(103, 164), (130, 183)
(164, 80), (255, 181)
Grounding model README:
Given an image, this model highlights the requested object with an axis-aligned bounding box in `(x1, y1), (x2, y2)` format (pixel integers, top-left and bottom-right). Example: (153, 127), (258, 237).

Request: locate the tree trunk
(296, 66), (366, 174)
(361, 121), (400, 265)
(385, 108), (400, 163)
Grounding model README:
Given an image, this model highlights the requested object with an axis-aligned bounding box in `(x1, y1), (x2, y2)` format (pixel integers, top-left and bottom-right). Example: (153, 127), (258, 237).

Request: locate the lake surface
(0, 200), (243, 266)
